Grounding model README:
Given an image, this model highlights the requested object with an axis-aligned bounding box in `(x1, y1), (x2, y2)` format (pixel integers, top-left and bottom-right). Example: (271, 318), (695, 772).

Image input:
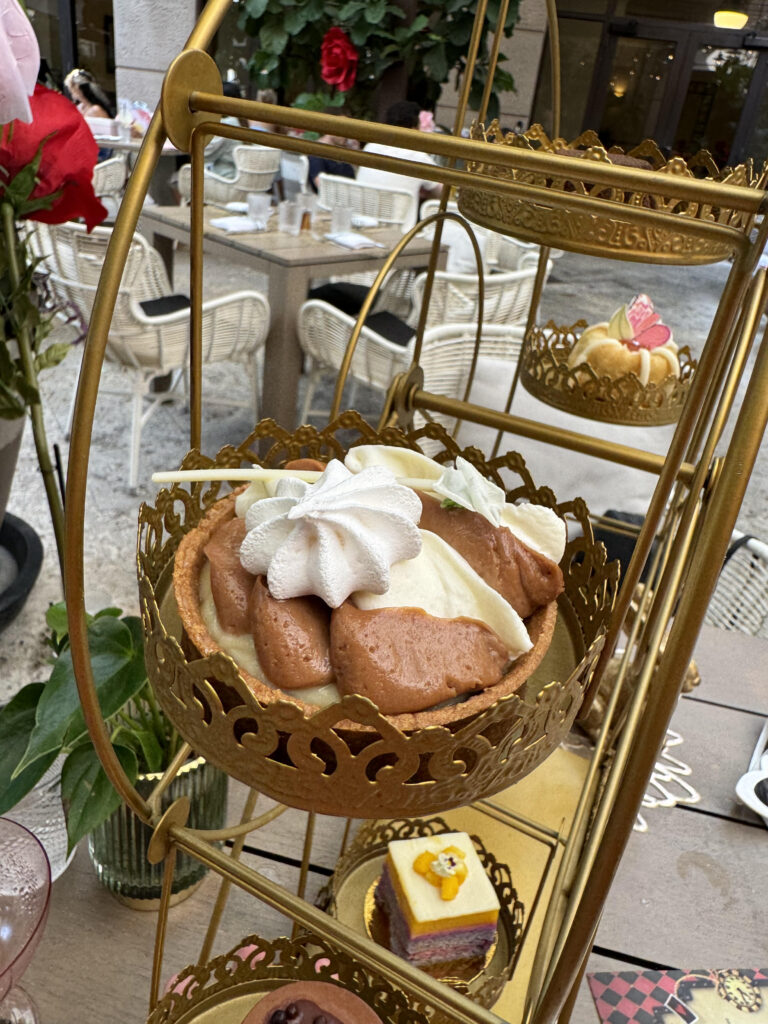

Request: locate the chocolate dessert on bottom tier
(239, 981), (384, 1024)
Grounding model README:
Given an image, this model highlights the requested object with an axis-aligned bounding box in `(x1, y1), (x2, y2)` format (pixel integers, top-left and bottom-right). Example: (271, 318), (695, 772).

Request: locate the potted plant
(0, 601), (228, 904)
(0, 5), (227, 902)
(1, 0), (107, 586)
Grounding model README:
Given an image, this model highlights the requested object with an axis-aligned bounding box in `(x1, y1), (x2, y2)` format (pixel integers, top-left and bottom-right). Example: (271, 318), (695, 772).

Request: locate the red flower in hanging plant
(320, 27), (358, 93)
(0, 83), (107, 229)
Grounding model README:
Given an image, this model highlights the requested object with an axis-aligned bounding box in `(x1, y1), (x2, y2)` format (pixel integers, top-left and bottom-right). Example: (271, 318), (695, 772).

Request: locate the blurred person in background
(64, 68), (114, 119)
(357, 100), (441, 229)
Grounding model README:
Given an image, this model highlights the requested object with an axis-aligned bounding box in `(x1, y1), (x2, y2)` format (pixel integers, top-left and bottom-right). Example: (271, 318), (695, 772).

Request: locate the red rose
(320, 27), (358, 93)
(0, 83), (107, 230)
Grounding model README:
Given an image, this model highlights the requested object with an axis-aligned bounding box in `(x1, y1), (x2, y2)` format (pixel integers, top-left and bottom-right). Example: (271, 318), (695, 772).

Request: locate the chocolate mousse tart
(138, 418), (617, 818)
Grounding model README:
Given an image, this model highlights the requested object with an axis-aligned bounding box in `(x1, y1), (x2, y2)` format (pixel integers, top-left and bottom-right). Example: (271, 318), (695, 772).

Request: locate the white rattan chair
(317, 173), (416, 232)
(407, 264), (547, 328)
(280, 152), (310, 198)
(177, 144), (281, 205)
(92, 155), (127, 212)
(297, 299), (413, 422)
(296, 268), (536, 423)
(415, 323), (524, 442)
(705, 531), (768, 638)
(46, 222), (270, 491)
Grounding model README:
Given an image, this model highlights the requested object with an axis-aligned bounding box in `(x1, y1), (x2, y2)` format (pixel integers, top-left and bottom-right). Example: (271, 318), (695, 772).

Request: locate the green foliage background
(240, 0), (519, 122)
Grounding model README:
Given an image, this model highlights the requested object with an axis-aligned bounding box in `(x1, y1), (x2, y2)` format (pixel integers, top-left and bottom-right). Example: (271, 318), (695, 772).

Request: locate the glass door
(672, 45), (759, 162)
(597, 35), (678, 150)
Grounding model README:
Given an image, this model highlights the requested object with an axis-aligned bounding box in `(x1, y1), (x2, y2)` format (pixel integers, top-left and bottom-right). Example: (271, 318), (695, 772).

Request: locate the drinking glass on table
(277, 199), (301, 236)
(0, 818), (52, 1024)
(330, 204), (352, 235)
(246, 192), (272, 229)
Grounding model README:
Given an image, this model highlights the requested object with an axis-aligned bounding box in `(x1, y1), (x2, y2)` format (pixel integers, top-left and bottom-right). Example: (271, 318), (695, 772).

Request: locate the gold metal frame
(62, 0), (768, 1022)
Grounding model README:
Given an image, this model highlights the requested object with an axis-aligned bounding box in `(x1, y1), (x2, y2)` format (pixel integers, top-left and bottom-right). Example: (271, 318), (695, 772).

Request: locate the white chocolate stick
(151, 466), (439, 491)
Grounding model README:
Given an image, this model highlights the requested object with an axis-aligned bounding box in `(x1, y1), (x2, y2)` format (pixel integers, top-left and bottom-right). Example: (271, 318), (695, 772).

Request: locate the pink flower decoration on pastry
(610, 293), (672, 350)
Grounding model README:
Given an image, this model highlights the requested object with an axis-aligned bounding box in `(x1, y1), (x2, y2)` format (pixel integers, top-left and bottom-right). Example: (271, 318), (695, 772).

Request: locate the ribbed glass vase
(87, 757), (227, 908)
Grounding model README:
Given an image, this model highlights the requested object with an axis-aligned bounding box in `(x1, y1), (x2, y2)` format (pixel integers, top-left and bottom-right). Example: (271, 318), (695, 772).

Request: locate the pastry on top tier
(240, 981), (383, 1024)
(567, 294), (679, 385)
(173, 447), (565, 726)
(374, 831), (500, 967)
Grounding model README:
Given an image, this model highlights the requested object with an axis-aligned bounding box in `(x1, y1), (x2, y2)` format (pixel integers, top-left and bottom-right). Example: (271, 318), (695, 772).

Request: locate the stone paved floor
(1, 243), (766, 700)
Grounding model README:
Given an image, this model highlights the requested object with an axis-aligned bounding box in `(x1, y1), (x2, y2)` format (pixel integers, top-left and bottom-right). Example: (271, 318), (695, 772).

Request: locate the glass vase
(87, 757), (227, 908)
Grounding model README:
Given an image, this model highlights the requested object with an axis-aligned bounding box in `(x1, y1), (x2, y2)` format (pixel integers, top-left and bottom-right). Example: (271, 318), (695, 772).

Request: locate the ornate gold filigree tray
(317, 817), (524, 1023)
(457, 122), (767, 263)
(138, 413), (618, 818)
(146, 932), (430, 1024)
(519, 320), (697, 425)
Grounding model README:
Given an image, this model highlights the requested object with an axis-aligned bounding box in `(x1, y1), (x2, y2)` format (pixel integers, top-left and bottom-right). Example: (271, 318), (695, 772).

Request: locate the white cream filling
(344, 445), (565, 563)
(353, 531), (532, 659)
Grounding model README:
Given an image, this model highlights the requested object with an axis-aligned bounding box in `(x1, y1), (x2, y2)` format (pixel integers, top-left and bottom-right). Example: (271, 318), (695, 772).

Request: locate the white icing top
(239, 459), (422, 608)
(387, 832), (500, 923)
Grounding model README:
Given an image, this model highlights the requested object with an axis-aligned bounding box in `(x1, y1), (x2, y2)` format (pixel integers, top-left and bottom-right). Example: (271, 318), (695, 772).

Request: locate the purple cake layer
(375, 865), (496, 966)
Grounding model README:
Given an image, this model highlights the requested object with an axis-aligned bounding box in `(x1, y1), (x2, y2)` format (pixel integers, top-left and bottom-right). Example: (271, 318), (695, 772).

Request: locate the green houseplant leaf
(15, 613), (148, 775)
(0, 684), (57, 815)
(61, 742), (138, 853)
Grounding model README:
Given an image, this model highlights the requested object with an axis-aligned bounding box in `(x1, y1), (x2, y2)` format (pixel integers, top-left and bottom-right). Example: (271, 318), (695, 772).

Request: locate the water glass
(247, 192), (271, 225)
(277, 200), (301, 237)
(331, 205), (352, 234)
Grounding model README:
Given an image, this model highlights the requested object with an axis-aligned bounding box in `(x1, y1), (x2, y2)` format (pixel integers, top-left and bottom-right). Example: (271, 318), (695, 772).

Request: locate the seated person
(204, 81), (250, 180)
(356, 100), (442, 230)
(64, 68), (114, 120)
(64, 68), (115, 160)
(309, 134), (357, 192)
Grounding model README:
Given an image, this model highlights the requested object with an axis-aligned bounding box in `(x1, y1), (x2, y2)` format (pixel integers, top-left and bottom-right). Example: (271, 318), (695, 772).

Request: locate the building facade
(26, 0), (768, 166)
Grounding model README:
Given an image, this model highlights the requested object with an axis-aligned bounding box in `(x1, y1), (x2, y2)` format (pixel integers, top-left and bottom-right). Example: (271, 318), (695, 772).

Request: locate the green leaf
(16, 615), (147, 773)
(0, 685), (58, 814)
(243, 0), (269, 18)
(34, 341), (70, 374)
(422, 41), (448, 82)
(45, 601), (70, 638)
(364, 0), (389, 24)
(338, 0), (366, 18)
(61, 742), (138, 852)
(260, 21), (289, 54)
(283, 6), (309, 33)
(127, 728), (164, 773)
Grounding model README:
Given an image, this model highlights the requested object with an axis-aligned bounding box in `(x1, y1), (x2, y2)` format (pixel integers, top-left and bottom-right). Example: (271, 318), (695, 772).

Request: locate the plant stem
(1, 203), (66, 585)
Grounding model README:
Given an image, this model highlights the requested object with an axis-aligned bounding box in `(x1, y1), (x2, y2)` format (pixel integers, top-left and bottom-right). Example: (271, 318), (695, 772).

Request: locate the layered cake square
(374, 832), (500, 966)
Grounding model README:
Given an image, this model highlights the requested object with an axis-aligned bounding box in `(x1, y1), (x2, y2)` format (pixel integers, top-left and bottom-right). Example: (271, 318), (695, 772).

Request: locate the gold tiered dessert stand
(63, 0), (768, 1022)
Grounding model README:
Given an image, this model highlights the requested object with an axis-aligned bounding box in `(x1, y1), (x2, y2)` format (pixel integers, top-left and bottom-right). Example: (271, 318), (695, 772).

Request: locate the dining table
(16, 622), (768, 1024)
(137, 205), (445, 429)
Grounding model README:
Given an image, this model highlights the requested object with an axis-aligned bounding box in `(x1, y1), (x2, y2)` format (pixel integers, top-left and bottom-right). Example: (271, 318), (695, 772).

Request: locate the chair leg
(299, 363), (318, 424)
(251, 351), (263, 422)
(128, 373), (146, 494)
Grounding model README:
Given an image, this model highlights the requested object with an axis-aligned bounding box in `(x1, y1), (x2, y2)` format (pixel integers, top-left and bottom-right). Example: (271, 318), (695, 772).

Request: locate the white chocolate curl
(432, 456), (506, 527)
(239, 459), (423, 607)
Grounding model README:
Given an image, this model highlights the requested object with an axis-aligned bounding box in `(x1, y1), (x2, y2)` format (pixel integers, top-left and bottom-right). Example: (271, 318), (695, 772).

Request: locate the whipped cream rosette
(567, 293), (680, 386)
(239, 460), (423, 607)
(176, 446), (566, 717)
